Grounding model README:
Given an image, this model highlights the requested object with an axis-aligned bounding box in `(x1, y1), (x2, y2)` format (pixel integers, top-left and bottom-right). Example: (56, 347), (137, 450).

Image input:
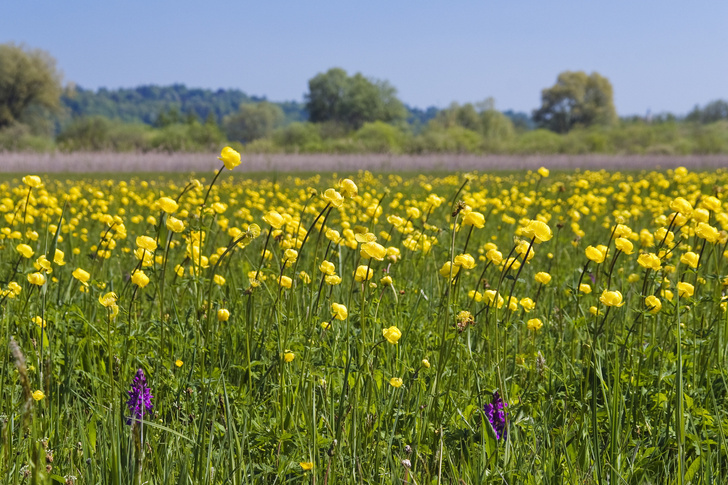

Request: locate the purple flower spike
(483, 391), (507, 440)
(126, 368), (153, 425)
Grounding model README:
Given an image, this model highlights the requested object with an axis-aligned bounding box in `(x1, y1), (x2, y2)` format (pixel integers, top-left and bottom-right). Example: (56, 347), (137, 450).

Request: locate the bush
(272, 122), (323, 153)
(510, 129), (563, 154)
(354, 121), (408, 153)
(0, 122), (54, 152)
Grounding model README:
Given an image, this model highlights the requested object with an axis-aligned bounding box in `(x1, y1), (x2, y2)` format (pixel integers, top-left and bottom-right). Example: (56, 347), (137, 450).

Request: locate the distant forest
(1, 43), (727, 155)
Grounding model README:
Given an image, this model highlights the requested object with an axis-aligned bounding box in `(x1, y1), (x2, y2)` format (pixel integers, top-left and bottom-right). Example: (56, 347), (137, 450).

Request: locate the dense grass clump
(1, 153), (728, 484)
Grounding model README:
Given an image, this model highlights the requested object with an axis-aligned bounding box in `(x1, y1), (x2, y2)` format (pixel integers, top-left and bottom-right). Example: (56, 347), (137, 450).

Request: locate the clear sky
(2, 1), (726, 116)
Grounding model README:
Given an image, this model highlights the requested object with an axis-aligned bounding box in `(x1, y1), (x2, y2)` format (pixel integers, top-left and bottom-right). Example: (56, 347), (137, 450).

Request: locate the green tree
(533, 71), (617, 133)
(305, 68), (406, 130)
(0, 43), (62, 130)
(223, 102), (285, 143)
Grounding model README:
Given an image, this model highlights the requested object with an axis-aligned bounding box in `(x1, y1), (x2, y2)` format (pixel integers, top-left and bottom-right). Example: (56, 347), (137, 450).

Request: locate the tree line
(1, 43), (727, 155)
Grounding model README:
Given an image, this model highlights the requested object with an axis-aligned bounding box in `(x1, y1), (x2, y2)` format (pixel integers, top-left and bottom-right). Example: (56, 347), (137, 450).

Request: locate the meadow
(1, 148), (728, 484)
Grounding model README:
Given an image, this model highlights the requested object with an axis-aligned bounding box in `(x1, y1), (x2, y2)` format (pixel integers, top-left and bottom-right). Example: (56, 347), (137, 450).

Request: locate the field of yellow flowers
(2, 148), (728, 484)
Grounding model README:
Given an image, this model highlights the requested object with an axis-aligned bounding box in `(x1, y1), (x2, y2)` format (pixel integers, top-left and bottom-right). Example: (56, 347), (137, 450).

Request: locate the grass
(1, 159), (728, 484)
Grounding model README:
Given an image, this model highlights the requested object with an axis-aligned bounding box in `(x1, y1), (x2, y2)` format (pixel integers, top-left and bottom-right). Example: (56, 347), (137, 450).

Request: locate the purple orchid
(126, 368), (153, 425)
(483, 390), (507, 440)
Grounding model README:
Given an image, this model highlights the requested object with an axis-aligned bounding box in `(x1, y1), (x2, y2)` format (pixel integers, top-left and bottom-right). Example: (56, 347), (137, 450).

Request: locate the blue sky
(2, 1), (726, 116)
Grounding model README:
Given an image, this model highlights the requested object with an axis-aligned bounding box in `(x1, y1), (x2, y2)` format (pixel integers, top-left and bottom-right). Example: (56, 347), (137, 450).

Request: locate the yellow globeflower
(382, 326), (402, 344)
(645, 295), (662, 314)
(32, 390), (45, 401)
(614, 237), (633, 255)
(299, 462), (314, 471)
(677, 281), (694, 298)
(486, 248), (503, 265)
(599, 289), (624, 307)
(534, 272), (551, 285)
(72, 268), (91, 286)
(166, 216), (185, 233)
(527, 318), (543, 331)
(454, 253), (476, 269)
(278, 275), (293, 289)
(325, 274), (342, 286)
(22, 175), (43, 188)
(695, 222), (719, 243)
(389, 377), (403, 388)
(322, 188), (344, 208)
(523, 220), (553, 243)
(637, 252), (661, 271)
(585, 245), (606, 264)
(157, 196), (179, 214)
(579, 283), (592, 294)
(28, 272), (46, 286)
(99, 291), (118, 307)
(422, 359), (431, 368)
(136, 235), (157, 252)
(131, 270), (150, 288)
(669, 197), (693, 216)
(175, 359), (184, 367)
(339, 178), (358, 198)
(439, 261), (460, 278)
(680, 251), (699, 269)
(217, 308), (230, 321)
(354, 265), (374, 282)
(360, 241), (386, 261)
(520, 297), (536, 312)
(380, 275), (393, 286)
(331, 302), (348, 320)
(283, 351), (295, 362)
(319, 260), (336, 275)
(262, 210), (284, 229)
(219, 146), (241, 170)
(462, 211), (485, 228)
(32, 316), (46, 328)
(53, 249), (66, 266)
(537, 166), (550, 177)
(16, 243), (34, 259)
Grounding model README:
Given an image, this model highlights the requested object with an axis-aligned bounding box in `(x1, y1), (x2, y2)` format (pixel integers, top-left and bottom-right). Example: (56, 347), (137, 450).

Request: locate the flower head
(126, 369), (153, 425)
(382, 326), (402, 344)
(599, 289), (624, 307)
(483, 391), (507, 440)
(219, 146), (241, 170)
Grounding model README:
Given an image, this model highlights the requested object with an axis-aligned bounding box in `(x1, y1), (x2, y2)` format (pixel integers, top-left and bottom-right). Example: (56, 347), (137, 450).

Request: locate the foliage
(0, 43), (62, 132)
(533, 71), (617, 133)
(2, 164), (728, 483)
(223, 101), (285, 144)
(306, 67), (408, 129)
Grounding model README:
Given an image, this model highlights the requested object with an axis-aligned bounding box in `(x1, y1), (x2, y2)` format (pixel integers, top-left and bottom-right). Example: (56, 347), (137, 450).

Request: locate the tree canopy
(533, 71), (617, 133)
(223, 101), (285, 143)
(0, 43), (62, 130)
(305, 68), (407, 130)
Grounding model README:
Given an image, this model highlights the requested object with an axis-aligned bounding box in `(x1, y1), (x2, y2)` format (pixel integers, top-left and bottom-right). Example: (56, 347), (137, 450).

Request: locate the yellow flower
(354, 265), (374, 282)
(219, 146), (241, 170)
(669, 197), (693, 216)
(534, 272), (551, 285)
(175, 359), (184, 367)
(136, 235), (157, 252)
(579, 283), (592, 294)
(637, 252), (661, 271)
(319, 260), (336, 275)
(585, 245), (606, 264)
(486, 248), (503, 265)
(645, 295), (662, 314)
(299, 462), (314, 471)
(16, 243), (34, 259)
(331, 302), (348, 320)
(695, 222), (719, 243)
(462, 211), (485, 228)
(382, 326), (402, 344)
(422, 358), (431, 368)
(454, 253), (476, 269)
(299, 271), (311, 284)
(262, 210), (284, 229)
(599, 289), (624, 307)
(32, 316), (46, 328)
(680, 251), (699, 269)
(439, 261), (460, 278)
(322, 188), (344, 208)
(537, 166), (550, 177)
(527, 318), (543, 331)
(99, 291), (118, 307)
(157, 196), (179, 214)
(166, 216), (185, 233)
(484, 289), (504, 308)
(523, 220), (553, 243)
(589, 306), (599, 316)
(72, 267), (90, 285)
(677, 281), (694, 298)
(22, 175), (43, 188)
(339, 178), (358, 198)
(28, 272), (46, 286)
(325, 274), (342, 286)
(214, 274), (226, 286)
(131, 270), (150, 288)
(217, 308), (230, 321)
(53, 249), (66, 266)
(283, 351), (295, 362)
(614, 237), (633, 255)
(360, 241), (386, 261)
(520, 297), (536, 312)
(32, 390), (45, 401)
(389, 377), (403, 388)
(380, 275), (393, 286)
(278, 275), (293, 288)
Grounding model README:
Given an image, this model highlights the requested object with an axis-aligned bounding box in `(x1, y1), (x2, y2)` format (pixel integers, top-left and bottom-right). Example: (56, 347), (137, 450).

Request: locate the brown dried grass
(1, 152), (727, 173)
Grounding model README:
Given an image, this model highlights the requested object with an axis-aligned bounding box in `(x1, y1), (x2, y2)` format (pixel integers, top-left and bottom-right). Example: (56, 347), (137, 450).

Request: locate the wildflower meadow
(2, 149), (728, 484)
